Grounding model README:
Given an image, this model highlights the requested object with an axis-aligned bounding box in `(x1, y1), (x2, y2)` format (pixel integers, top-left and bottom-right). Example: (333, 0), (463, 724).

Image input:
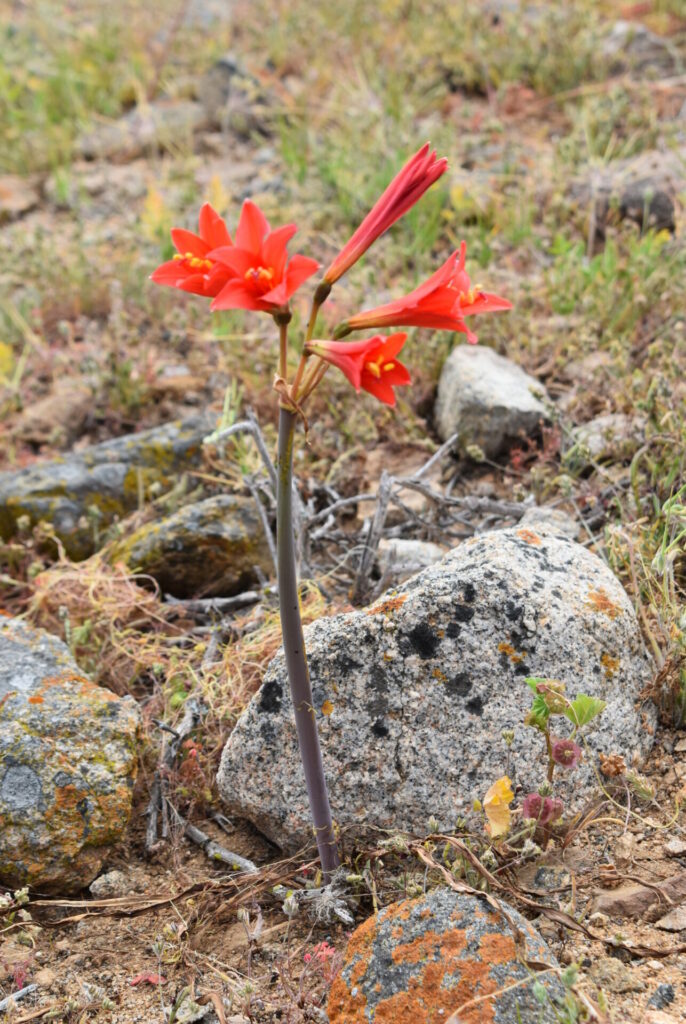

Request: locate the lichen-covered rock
(111, 494), (273, 597)
(198, 54), (273, 138)
(218, 526), (654, 850)
(0, 415), (214, 559)
(328, 888), (565, 1024)
(377, 538), (447, 583)
(0, 617), (140, 893)
(435, 346), (550, 459)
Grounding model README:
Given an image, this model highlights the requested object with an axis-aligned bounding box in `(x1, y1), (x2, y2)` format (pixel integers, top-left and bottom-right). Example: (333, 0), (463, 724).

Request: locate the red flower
(208, 200), (319, 314)
(521, 793), (564, 825)
(150, 203), (234, 297)
(306, 333), (411, 407)
(337, 242), (511, 342)
(551, 737), (583, 770)
(323, 143), (448, 285)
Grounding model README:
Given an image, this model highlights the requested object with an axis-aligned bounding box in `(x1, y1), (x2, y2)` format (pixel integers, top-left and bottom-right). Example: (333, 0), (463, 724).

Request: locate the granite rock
(377, 538), (447, 583)
(0, 415), (214, 559)
(435, 346), (550, 459)
(566, 413), (645, 469)
(218, 526), (654, 851)
(0, 617), (140, 894)
(328, 887), (565, 1024)
(111, 494), (273, 597)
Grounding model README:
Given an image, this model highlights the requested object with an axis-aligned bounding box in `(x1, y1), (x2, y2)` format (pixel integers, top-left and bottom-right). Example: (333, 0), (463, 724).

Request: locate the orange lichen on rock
(586, 587), (622, 619)
(367, 593), (408, 616)
(498, 641), (527, 663)
(601, 652), (620, 678)
(516, 528), (542, 545)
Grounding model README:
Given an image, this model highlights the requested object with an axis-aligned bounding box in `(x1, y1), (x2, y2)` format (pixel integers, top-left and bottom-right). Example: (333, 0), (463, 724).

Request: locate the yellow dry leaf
(0, 341), (14, 380)
(206, 174), (230, 215)
(483, 775), (514, 838)
(321, 700), (334, 716)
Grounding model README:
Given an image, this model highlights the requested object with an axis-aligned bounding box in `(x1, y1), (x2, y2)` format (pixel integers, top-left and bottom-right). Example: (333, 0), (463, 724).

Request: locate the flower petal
(198, 203), (232, 248)
(262, 223), (298, 276)
(235, 199), (270, 253)
(171, 228), (209, 257)
(211, 279), (264, 311)
(207, 246), (255, 276)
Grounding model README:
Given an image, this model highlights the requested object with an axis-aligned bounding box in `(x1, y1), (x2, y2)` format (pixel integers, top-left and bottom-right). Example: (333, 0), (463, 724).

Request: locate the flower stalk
(277, 407), (340, 878)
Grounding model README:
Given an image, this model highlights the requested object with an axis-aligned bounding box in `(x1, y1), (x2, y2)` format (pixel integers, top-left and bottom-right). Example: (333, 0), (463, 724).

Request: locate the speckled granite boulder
(110, 494), (273, 597)
(435, 346), (550, 459)
(218, 526), (654, 850)
(328, 887), (565, 1024)
(0, 617), (140, 894)
(0, 415), (213, 559)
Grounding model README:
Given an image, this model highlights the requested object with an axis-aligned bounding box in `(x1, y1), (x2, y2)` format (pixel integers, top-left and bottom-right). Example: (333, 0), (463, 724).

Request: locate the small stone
(110, 494), (273, 598)
(198, 55), (272, 138)
(519, 506), (577, 540)
(664, 837), (686, 857)
(377, 539), (447, 583)
(13, 377), (95, 447)
(602, 21), (682, 77)
(77, 101), (209, 162)
(655, 906), (686, 932)
(0, 618), (140, 894)
(566, 414), (645, 469)
(590, 956), (645, 994)
(89, 869), (130, 898)
(648, 984), (676, 1009)
(219, 526), (654, 851)
(673, 737), (686, 753)
(591, 871), (686, 920)
(613, 833), (636, 868)
(34, 968), (57, 987)
(328, 888), (565, 1023)
(435, 345), (550, 459)
(0, 175), (39, 222)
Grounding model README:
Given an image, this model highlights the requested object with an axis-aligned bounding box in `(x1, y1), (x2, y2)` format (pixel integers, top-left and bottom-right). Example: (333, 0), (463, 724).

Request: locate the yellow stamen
(382, 362), (395, 371)
(365, 360), (381, 378)
(245, 266), (275, 287)
(175, 252), (213, 272)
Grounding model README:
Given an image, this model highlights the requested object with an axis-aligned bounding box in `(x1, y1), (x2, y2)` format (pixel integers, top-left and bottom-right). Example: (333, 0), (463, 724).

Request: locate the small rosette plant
(151, 144), (512, 876)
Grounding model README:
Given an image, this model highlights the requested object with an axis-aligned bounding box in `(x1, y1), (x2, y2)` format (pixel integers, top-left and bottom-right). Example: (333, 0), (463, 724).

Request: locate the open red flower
(336, 241), (512, 342)
(207, 200), (319, 314)
(306, 333), (411, 406)
(150, 203), (235, 297)
(323, 143), (447, 285)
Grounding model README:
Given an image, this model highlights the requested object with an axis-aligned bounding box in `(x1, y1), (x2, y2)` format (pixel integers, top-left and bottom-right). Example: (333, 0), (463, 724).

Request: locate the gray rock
(377, 538), (447, 583)
(590, 956), (645, 994)
(519, 506), (578, 540)
(89, 868), (130, 898)
(110, 494), (273, 598)
(77, 101), (209, 163)
(328, 888), (565, 1023)
(435, 346), (550, 459)
(198, 55), (272, 139)
(571, 146), (686, 238)
(649, 984), (676, 1009)
(218, 526), (654, 851)
(566, 413), (645, 469)
(0, 618), (140, 894)
(0, 415), (214, 560)
(602, 21), (682, 78)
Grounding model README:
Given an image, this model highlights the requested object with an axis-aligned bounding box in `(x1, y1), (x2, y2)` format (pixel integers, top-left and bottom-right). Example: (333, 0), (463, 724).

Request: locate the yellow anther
(382, 362), (395, 372)
(365, 360), (381, 378)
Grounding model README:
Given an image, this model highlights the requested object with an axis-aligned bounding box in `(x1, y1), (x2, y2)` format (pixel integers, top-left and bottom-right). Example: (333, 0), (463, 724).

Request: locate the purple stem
(277, 407), (340, 878)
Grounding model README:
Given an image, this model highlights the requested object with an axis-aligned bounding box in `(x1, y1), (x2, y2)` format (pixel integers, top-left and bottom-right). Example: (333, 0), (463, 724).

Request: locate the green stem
(279, 320), (288, 381)
(277, 407), (340, 878)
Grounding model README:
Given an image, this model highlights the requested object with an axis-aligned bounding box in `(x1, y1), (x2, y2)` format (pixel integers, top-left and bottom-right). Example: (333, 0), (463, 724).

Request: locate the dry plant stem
(277, 406), (340, 878)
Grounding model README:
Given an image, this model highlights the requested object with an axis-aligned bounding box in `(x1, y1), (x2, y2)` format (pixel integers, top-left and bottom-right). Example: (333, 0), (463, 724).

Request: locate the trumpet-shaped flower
(208, 200), (320, 314)
(150, 203), (235, 297)
(323, 143), (448, 285)
(336, 241), (511, 342)
(306, 333), (411, 406)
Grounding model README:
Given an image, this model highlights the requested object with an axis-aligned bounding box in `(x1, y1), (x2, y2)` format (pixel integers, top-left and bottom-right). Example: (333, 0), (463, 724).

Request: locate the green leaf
(525, 676), (546, 693)
(525, 694), (551, 730)
(563, 694), (606, 728)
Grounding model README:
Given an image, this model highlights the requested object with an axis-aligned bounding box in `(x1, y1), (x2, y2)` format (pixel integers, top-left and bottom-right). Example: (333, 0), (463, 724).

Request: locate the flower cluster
(151, 144), (511, 408)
